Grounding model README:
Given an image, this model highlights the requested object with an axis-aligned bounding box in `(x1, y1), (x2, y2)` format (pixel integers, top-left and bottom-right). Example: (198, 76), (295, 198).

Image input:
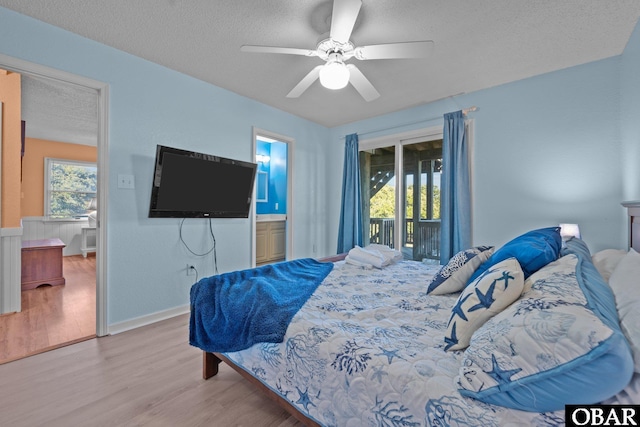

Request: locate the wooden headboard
(622, 201), (640, 251)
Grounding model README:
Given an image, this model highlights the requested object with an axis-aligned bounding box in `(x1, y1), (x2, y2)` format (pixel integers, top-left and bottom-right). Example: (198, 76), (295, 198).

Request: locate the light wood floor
(0, 255), (96, 365)
(0, 313), (304, 427)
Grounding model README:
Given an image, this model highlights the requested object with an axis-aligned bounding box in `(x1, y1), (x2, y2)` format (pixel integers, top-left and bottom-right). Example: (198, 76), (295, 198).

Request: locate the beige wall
(0, 69), (21, 228)
(21, 137), (97, 217)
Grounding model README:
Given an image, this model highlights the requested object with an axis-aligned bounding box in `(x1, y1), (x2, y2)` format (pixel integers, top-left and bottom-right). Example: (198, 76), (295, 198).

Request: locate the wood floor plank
(0, 256), (306, 425)
(0, 255), (96, 364)
(0, 314), (306, 427)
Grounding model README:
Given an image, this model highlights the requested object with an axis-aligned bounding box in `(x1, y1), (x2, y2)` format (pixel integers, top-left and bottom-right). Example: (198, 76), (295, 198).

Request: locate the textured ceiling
(21, 74), (98, 146)
(2, 0), (640, 144)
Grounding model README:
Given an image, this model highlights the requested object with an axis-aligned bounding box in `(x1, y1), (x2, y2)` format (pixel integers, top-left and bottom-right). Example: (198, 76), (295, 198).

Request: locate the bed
(190, 227), (640, 426)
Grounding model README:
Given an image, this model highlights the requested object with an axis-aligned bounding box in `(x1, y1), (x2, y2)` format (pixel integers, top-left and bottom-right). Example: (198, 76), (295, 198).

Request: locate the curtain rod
(344, 106), (478, 139)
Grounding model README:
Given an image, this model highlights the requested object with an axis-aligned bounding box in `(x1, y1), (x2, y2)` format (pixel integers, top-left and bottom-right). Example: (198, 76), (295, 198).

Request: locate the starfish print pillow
(456, 254), (633, 412)
(444, 257), (524, 351)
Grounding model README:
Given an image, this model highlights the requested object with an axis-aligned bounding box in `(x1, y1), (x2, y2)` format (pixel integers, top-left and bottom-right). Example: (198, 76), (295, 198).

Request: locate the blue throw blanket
(189, 258), (333, 353)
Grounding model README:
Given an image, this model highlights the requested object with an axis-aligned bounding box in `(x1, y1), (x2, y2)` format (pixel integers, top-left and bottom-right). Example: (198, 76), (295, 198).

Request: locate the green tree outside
(370, 184), (440, 219)
(50, 163), (97, 218)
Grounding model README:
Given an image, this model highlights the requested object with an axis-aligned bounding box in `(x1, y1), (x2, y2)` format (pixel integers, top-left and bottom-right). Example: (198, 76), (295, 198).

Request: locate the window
(45, 158), (97, 218)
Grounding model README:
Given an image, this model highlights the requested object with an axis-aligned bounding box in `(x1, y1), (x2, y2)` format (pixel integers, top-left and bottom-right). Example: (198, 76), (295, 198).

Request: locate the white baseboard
(108, 304), (190, 335)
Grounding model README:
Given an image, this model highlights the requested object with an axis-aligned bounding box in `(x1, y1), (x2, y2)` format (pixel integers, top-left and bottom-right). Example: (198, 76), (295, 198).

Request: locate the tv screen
(149, 145), (257, 218)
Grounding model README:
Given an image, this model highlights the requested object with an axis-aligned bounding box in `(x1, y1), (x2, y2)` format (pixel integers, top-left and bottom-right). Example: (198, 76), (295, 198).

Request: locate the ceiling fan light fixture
(319, 59), (350, 90)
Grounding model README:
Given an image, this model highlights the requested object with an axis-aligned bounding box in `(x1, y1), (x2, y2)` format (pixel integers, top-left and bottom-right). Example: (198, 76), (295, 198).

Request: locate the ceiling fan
(240, 0), (434, 101)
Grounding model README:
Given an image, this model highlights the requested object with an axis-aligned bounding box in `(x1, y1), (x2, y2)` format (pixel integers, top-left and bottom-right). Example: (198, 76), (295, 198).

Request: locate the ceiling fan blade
(330, 0), (362, 44)
(286, 65), (323, 98)
(241, 45), (317, 57)
(346, 64), (379, 102)
(355, 41), (434, 60)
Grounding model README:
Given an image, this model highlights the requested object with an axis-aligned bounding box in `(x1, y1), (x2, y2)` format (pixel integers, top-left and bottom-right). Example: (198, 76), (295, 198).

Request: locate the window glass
(46, 158), (97, 218)
(359, 140), (442, 261)
(360, 146), (396, 248)
(402, 141), (442, 261)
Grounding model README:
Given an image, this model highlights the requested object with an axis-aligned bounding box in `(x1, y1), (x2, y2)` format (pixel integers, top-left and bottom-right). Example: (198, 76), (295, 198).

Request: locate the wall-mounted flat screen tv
(148, 145), (257, 218)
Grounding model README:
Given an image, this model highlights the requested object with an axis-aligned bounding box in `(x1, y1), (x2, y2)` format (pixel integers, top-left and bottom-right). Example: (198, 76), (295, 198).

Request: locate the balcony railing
(369, 218), (395, 247)
(369, 218), (441, 260)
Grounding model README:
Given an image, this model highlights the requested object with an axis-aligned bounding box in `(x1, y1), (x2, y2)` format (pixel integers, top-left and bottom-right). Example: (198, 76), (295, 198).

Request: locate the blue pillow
(468, 226), (561, 285)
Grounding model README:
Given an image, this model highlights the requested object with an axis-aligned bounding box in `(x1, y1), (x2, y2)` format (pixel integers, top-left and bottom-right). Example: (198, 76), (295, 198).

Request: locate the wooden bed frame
(203, 352), (320, 426)
(200, 254), (346, 426)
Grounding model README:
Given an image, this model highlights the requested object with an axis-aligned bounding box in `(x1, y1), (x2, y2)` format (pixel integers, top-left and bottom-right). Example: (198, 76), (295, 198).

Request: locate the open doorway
(252, 128), (294, 267)
(0, 55), (108, 364)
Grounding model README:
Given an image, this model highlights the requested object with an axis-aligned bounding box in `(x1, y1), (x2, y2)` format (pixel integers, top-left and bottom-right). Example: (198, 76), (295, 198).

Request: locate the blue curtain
(440, 111), (471, 264)
(337, 133), (364, 253)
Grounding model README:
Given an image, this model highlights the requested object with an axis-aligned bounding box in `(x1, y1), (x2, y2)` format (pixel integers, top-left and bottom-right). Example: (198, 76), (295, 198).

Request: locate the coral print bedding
(190, 233), (640, 426)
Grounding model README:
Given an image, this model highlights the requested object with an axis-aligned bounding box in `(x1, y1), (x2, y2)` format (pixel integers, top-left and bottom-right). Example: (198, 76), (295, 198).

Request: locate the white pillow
(609, 248), (640, 372)
(592, 249), (627, 283)
(444, 257), (524, 351)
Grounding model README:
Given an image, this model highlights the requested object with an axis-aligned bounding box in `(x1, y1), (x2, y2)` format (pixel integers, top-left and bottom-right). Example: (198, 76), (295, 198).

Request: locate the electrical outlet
(186, 264), (195, 276)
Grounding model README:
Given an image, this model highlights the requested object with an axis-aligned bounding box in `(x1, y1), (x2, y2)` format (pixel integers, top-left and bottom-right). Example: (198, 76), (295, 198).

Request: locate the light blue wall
(466, 58), (623, 251)
(330, 34), (636, 253)
(0, 7), (330, 325)
(621, 20), (640, 201)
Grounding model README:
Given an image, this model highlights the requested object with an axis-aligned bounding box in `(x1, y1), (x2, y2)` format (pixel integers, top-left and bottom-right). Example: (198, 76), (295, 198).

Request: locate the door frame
(0, 101), (3, 229)
(0, 53), (109, 336)
(251, 127), (294, 266)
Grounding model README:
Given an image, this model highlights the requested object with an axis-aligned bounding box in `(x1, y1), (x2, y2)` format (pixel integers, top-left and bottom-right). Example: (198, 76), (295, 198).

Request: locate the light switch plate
(118, 174), (135, 189)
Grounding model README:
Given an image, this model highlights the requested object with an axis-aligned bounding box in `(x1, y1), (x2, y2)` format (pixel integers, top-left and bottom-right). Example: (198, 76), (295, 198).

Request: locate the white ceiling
(3, 0), (640, 144)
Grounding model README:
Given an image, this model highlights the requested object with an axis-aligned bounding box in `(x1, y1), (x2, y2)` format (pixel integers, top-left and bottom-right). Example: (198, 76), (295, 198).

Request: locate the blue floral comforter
(223, 261), (566, 426)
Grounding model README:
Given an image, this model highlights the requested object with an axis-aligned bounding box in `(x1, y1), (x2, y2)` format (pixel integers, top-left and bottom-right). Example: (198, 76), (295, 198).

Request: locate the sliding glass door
(359, 133), (442, 262)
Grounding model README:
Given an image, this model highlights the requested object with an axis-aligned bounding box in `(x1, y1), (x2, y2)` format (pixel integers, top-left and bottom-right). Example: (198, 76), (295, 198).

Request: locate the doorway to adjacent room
(0, 54), (109, 363)
(252, 128), (294, 266)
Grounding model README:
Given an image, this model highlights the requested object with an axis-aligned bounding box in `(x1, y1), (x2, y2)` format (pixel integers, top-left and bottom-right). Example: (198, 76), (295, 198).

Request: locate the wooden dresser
(21, 238), (66, 290)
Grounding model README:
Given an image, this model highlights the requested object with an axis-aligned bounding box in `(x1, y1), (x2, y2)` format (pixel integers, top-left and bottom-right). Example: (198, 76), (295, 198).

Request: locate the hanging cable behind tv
(179, 217), (219, 275)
